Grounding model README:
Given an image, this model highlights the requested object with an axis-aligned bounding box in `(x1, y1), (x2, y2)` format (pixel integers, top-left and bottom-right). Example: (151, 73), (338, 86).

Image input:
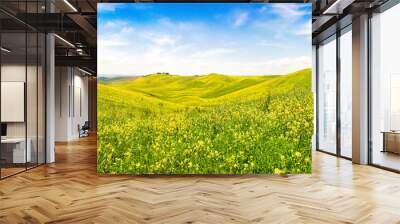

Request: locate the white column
(46, 32), (55, 163)
(352, 14), (369, 164)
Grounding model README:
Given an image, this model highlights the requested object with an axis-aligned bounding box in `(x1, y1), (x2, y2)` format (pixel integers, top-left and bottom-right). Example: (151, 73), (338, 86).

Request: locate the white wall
(55, 67), (89, 141)
(55, 66), (70, 141)
(1, 63), (46, 164)
(72, 73), (89, 138)
(1, 65), (40, 137)
(1, 65), (26, 139)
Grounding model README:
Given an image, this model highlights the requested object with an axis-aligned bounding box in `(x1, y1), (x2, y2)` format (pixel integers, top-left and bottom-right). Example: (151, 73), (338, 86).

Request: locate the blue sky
(98, 3), (311, 77)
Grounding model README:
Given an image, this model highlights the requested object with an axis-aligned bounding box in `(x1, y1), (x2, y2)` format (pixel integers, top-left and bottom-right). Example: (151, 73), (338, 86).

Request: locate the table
(381, 131), (400, 154)
(1, 138), (32, 164)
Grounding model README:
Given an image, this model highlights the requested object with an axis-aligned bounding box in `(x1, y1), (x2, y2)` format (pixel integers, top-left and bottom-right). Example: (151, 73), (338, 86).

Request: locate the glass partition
(0, 1), (46, 179)
(371, 4), (400, 171)
(317, 36), (337, 154)
(339, 27), (352, 158)
(1, 30), (28, 177)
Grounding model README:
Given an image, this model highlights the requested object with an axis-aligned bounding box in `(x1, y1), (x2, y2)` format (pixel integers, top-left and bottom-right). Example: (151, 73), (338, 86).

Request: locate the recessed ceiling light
(322, 0), (353, 15)
(1, 47), (11, 53)
(63, 0), (78, 12)
(78, 67), (92, 76)
(54, 34), (75, 48)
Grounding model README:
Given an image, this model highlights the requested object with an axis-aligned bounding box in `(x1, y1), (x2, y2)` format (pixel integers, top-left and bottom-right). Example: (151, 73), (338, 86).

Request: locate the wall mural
(97, 3), (313, 174)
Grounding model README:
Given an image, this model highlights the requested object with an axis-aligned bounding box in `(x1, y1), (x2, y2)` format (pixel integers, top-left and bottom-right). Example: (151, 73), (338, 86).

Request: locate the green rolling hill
(99, 68), (311, 107)
(97, 68), (313, 174)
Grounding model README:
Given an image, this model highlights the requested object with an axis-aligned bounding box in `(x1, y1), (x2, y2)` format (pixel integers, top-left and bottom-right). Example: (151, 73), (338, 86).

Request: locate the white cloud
(260, 56), (311, 74)
(98, 19), (311, 76)
(259, 6), (268, 13)
(295, 22), (311, 36)
(252, 4), (311, 40)
(192, 48), (237, 58)
(157, 17), (174, 27)
(98, 3), (151, 13)
(98, 3), (120, 13)
(233, 12), (249, 28)
(157, 17), (203, 31)
(98, 21), (135, 47)
(98, 7), (311, 77)
(98, 39), (129, 47)
(143, 33), (180, 46)
(257, 41), (284, 48)
(130, 4), (152, 10)
(271, 4), (308, 19)
(99, 42), (311, 76)
(102, 20), (129, 30)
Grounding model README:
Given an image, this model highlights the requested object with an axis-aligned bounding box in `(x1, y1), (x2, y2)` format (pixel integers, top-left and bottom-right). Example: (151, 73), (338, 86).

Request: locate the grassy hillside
(97, 68), (313, 174)
(102, 69), (311, 105)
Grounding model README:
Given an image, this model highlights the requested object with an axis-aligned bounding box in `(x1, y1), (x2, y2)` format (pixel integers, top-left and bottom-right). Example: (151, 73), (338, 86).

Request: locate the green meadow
(97, 68), (313, 174)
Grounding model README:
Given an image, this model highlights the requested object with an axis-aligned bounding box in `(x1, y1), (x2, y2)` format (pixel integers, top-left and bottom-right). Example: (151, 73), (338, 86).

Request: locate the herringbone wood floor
(1, 135), (400, 224)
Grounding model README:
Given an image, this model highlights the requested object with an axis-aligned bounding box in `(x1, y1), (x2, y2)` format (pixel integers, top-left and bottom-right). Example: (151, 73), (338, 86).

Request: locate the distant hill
(98, 68), (311, 107)
(99, 69), (310, 103)
(98, 76), (140, 83)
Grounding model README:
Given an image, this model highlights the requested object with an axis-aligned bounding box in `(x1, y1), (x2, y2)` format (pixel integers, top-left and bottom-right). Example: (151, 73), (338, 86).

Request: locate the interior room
(54, 66), (91, 141)
(0, 0), (96, 179)
(0, 6), (46, 178)
(370, 3), (400, 171)
(0, 0), (399, 223)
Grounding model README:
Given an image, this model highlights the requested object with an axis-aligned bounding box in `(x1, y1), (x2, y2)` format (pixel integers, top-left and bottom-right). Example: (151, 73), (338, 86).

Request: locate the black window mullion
(25, 0), (28, 171)
(44, 0), (48, 165)
(367, 11), (373, 165)
(0, 21), (2, 179)
(44, 33), (47, 164)
(336, 29), (341, 157)
(36, 0), (39, 167)
(315, 45), (320, 151)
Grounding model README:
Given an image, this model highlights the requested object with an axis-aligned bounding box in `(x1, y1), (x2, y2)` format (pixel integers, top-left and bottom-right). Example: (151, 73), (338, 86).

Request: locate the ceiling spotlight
(54, 34), (75, 48)
(78, 67), (92, 76)
(63, 0), (78, 12)
(1, 47), (11, 53)
(322, 0), (354, 15)
(76, 48), (85, 55)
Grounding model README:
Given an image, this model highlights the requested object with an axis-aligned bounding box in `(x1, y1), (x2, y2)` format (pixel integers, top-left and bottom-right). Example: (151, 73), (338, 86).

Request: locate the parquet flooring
(1, 135), (400, 223)
(0, 167), (26, 178)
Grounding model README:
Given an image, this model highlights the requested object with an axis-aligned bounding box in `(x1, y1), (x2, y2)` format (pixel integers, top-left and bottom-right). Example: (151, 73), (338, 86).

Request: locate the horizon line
(98, 67), (312, 78)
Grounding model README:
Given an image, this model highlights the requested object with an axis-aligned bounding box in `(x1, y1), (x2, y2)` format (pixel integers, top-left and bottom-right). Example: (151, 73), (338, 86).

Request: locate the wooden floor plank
(0, 135), (399, 223)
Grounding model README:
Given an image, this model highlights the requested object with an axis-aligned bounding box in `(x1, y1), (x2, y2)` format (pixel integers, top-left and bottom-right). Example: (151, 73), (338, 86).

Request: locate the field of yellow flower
(97, 68), (313, 174)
